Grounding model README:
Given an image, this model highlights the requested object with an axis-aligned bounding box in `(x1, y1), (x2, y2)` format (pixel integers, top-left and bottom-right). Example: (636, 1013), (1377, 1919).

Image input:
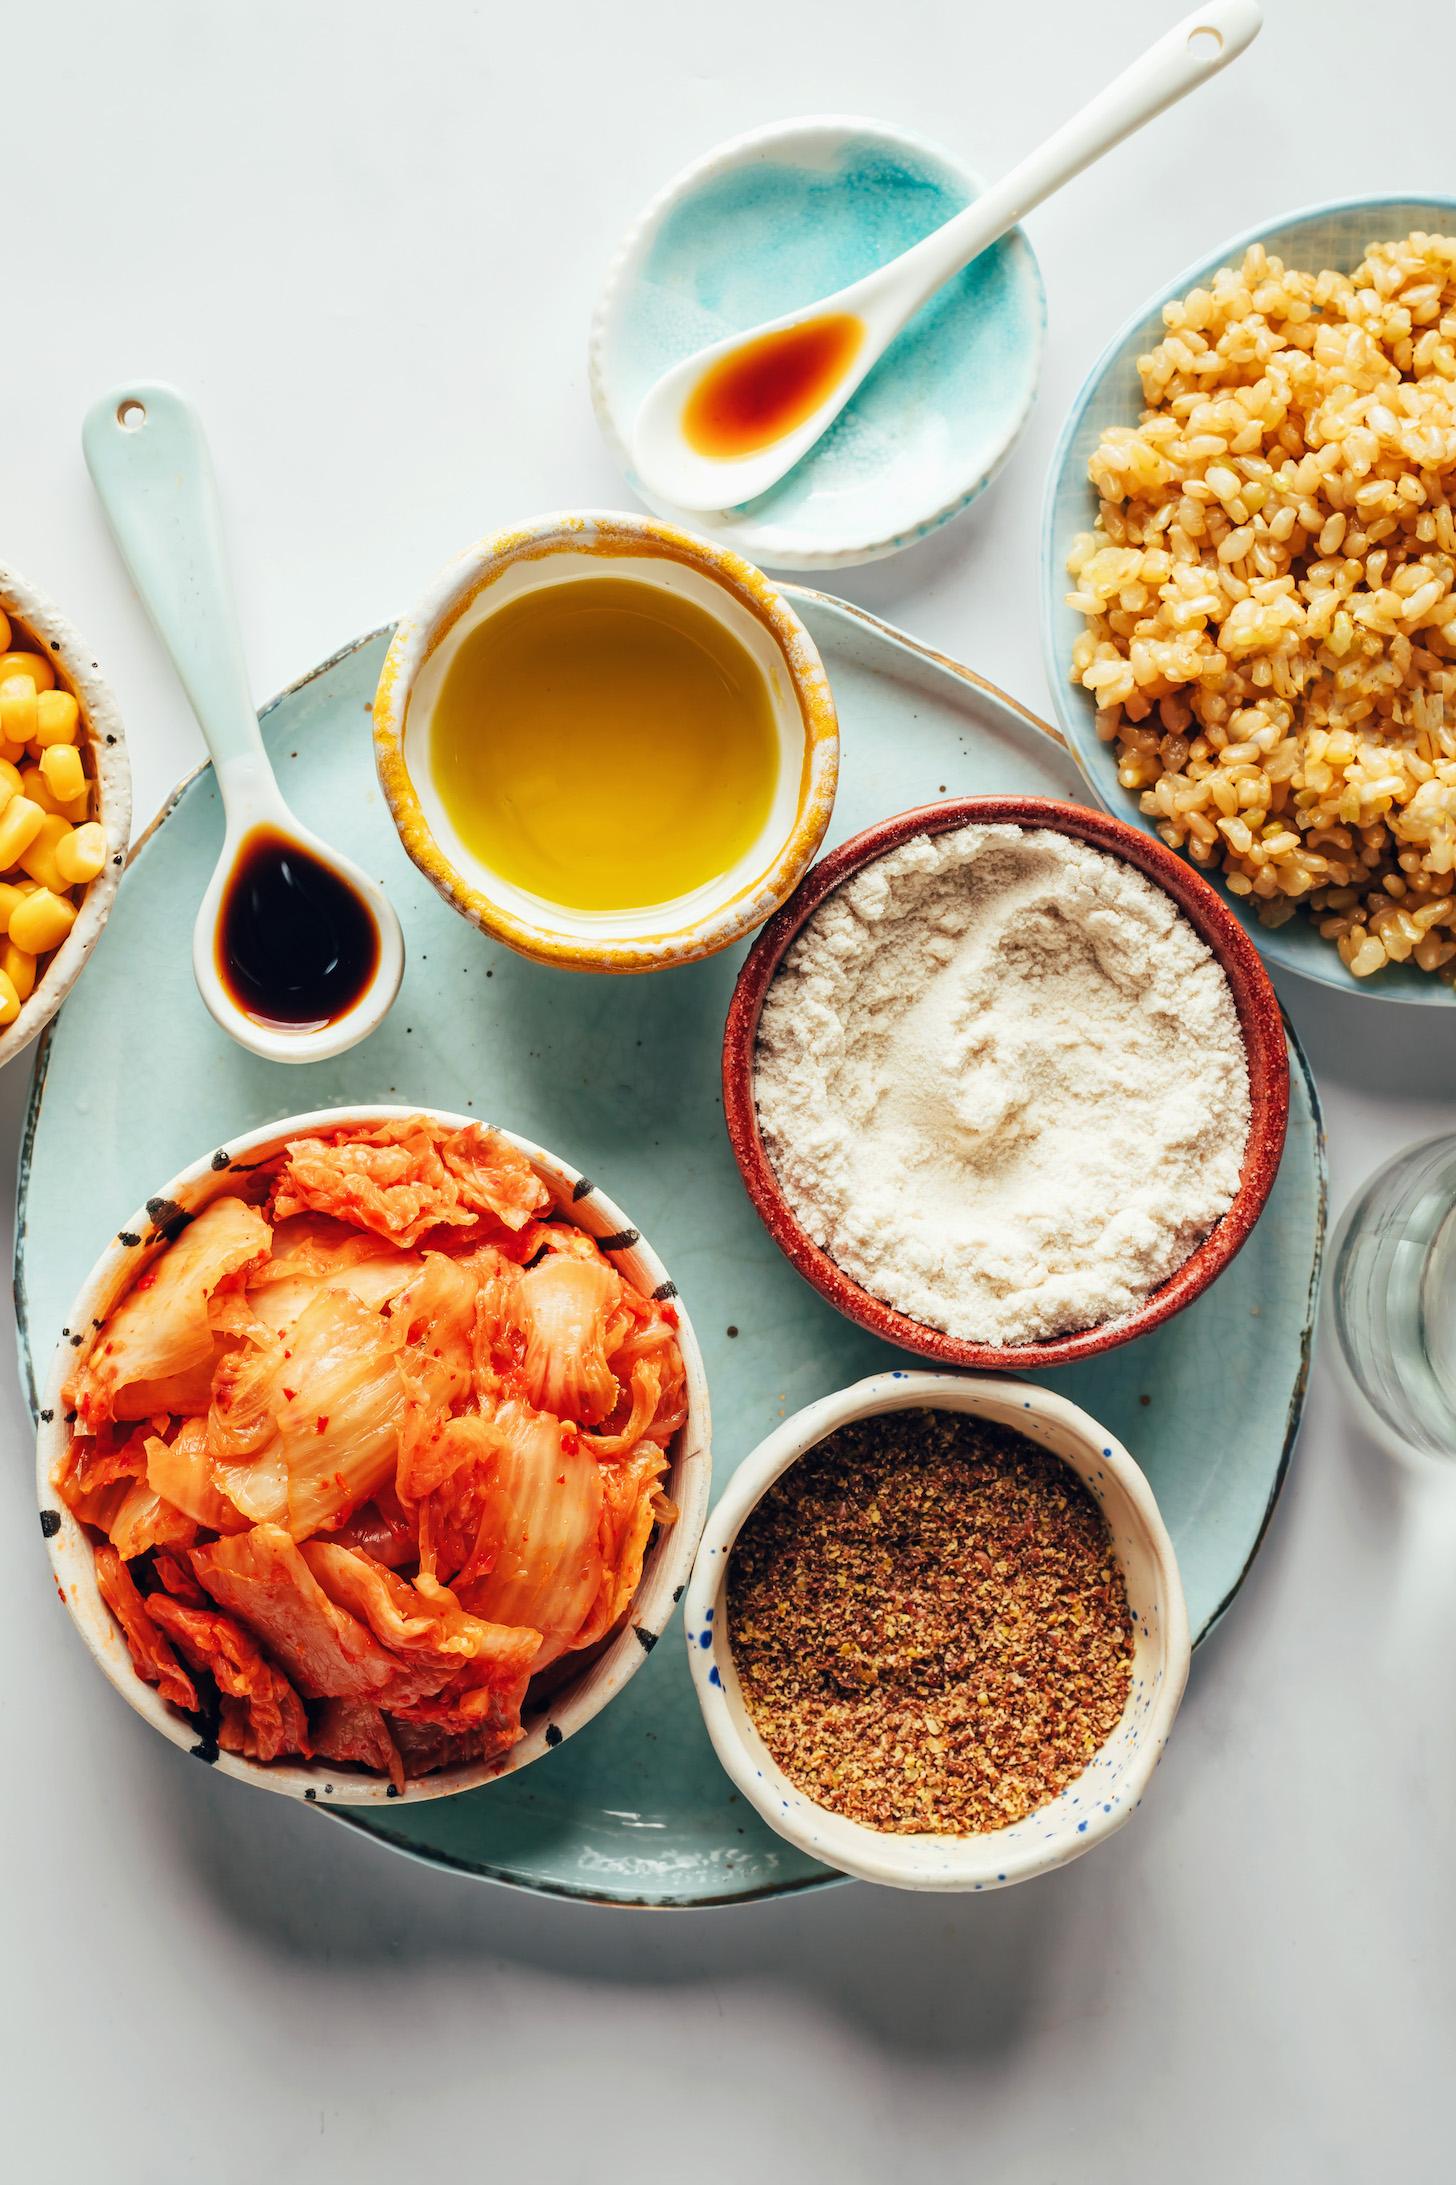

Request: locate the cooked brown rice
(1067, 232), (1456, 981)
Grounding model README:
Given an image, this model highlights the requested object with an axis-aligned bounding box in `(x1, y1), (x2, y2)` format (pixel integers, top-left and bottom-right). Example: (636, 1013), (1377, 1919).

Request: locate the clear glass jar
(1330, 1133), (1456, 1460)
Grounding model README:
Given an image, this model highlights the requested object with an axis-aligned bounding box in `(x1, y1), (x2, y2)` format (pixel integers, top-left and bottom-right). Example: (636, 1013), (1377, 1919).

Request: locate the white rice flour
(754, 824), (1252, 1345)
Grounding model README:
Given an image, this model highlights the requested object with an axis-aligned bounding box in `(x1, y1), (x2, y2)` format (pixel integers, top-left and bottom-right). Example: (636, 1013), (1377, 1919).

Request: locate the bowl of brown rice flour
(723, 796), (1290, 1367)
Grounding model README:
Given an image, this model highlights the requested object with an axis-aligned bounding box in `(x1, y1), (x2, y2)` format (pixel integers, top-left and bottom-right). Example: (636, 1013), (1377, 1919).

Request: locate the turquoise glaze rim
(1040, 191), (1456, 1006)
(590, 115), (1048, 570)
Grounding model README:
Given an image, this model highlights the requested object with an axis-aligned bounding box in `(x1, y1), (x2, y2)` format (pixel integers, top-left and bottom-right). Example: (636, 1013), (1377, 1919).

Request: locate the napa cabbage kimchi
(57, 1118), (684, 1788)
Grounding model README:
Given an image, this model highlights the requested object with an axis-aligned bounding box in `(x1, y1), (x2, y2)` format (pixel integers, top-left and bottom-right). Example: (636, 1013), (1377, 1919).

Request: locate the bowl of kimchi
(36, 1108), (711, 1804)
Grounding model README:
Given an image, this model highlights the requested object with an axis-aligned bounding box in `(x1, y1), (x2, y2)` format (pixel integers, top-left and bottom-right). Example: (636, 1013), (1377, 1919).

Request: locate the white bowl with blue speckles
(38, 1104), (713, 1808)
(685, 1369), (1189, 1891)
(591, 116), (1046, 570)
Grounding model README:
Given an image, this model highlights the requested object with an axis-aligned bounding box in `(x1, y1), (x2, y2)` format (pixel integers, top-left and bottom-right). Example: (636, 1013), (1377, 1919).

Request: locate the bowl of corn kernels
(0, 565), (130, 1067)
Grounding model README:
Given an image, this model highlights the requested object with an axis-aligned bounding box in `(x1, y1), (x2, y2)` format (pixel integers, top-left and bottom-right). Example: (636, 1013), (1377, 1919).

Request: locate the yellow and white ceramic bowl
(372, 511), (839, 973)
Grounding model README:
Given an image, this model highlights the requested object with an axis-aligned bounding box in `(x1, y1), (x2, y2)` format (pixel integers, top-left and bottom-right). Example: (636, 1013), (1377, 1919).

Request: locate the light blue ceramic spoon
(82, 383), (404, 1061)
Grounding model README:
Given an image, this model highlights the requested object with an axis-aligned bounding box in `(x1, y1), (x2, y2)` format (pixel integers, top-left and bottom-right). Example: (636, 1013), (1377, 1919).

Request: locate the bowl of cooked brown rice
(1041, 196), (1456, 1002)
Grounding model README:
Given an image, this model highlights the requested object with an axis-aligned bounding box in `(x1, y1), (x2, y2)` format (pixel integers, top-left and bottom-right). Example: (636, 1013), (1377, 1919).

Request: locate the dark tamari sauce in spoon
(217, 827), (379, 1030)
(681, 312), (864, 458)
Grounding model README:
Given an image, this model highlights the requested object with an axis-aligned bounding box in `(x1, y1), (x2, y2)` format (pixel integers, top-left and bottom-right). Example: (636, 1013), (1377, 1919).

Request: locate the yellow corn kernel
(0, 688), (36, 745)
(21, 763), (84, 822)
(23, 763), (86, 822)
(0, 878), (36, 933)
(18, 811), (69, 891)
(0, 758), (19, 812)
(0, 794), (45, 868)
(0, 650), (55, 693)
(55, 821), (106, 886)
(0, 967), (19, 1027)
(8, 886), (75, 957)
(33, 689), (79, 746)
(18, 762), (63, 816)
(0, 611), (11, 651)
(0, 939), (35, 1001)
(39, 742), (85, 804)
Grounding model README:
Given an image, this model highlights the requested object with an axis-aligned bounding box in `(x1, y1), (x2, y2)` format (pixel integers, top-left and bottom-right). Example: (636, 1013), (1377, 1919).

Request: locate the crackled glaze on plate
(15, 593), (1324, 1905)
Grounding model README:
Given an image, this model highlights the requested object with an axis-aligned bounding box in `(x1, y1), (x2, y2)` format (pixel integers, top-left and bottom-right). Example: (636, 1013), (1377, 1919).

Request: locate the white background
(3, 2), (1454, 2177)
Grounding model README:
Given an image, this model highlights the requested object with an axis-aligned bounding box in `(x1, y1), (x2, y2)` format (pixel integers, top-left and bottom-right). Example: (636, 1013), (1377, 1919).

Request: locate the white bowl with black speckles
(685, 1369), (1189, 1891)
(0, 565), (130, 1071)
(36, 1105), (712, 1807)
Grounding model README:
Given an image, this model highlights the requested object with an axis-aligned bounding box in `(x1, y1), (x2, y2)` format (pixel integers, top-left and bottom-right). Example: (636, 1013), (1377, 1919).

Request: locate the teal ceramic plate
(591, 117), (1045, 570)
(15, 593), (1325, 1906)
(1040, 193), (1456, 1005)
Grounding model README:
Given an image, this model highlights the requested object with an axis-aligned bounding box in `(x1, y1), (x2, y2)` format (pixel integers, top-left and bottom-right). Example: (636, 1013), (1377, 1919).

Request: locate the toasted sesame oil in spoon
(429, 576), (780, 914)
(681, 313), (864, 459)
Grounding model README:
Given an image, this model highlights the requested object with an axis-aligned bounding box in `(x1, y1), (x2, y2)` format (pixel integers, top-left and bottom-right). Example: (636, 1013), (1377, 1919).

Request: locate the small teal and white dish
(1040, 193), (1456, 1006)
(686, 1370), (1191, 1892)
(591, 117), (1046, 570)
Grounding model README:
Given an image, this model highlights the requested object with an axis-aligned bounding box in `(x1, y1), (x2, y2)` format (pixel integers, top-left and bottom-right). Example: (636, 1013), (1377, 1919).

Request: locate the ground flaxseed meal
(726, 1408), (1134, 1836)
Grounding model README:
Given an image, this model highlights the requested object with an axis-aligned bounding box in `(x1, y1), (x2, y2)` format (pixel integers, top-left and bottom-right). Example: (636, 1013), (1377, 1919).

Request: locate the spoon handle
(82, 382), (271, 806)
(878, 0), (1263, 322)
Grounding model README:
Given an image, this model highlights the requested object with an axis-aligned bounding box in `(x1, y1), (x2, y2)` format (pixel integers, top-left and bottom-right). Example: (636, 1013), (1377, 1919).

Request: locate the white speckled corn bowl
(0, 565), (130, 1070)
(686, 1370), (1189, 1891)
(37, 1105), (712, 1807)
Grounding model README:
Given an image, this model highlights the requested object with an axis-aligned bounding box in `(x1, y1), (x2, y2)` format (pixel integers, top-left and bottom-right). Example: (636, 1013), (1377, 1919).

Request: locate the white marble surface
(4, 2), (1453, 2175)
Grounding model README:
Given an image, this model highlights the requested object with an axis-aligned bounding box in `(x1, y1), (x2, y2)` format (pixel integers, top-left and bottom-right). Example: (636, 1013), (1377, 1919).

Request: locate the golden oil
(429, 576), (780, 914)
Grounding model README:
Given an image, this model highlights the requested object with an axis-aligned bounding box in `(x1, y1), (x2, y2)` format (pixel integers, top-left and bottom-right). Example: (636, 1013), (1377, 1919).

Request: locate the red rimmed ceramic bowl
(722, 795), (1290, 1370)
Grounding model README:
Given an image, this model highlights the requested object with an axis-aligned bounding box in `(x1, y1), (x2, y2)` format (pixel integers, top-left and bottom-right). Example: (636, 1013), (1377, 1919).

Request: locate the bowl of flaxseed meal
(685, 1373), (1190, 1891)
(722, 795), (1290, 1368)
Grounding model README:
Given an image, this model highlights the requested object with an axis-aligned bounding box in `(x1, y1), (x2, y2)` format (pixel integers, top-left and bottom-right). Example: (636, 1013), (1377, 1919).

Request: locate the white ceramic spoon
(632, 0), (1263, 514)
(83, 383), (404, 1063)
